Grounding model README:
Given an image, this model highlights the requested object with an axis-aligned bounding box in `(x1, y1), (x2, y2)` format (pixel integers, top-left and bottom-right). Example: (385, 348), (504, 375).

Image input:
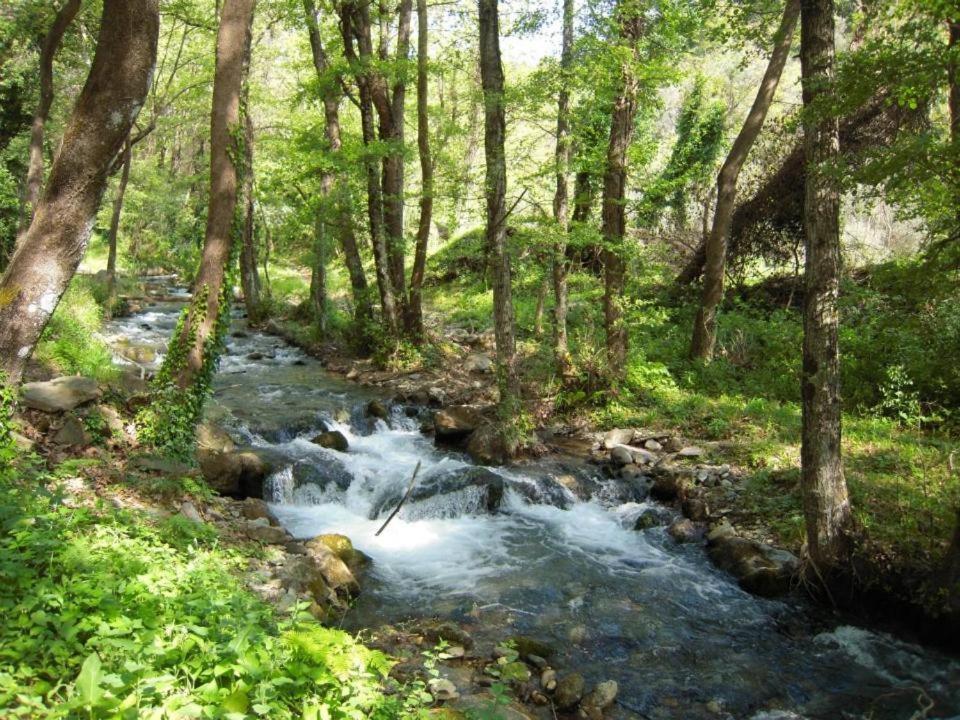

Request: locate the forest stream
(103, 290), (960, 720)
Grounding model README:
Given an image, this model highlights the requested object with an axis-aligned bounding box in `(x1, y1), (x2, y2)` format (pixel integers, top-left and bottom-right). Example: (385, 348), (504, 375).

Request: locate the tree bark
(310, 215), (328, 333)
(479, 0), (520, 416)
(690, 0), (800, 360)
(552, 0), (574, 375)
(173, 0), (256, 389)
(19, 0), (82, 238)
(407, 0), (433, 340)
(0, 0), (159, 385)
(800, 0), (852, 569)
(239, 113), (261, 323)
(304, 0), (373, 332)
(105, 138), (133, 316)
(341, 1), (400, 335)
(601, 3), (643, 375)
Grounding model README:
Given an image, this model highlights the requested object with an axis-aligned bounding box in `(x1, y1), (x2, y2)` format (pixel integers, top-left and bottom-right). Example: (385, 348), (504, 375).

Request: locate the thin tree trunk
(479, 0), (521, 421)
(172, 0), (256, 390)
(799, 0), (852, 569)
(239, 113), (261, 323)
(552, 0), (574, 375)
(19, 0), (82, 238)
(691, 0), (800, 360)
(105, 138), (133, 316)
(310, 215), (327, 333)
(384, 0), (413, 307)
(304, 0), (373, 332)
(601, 3), (643, 376)
(0, 0), (159, 385)
(533, 271), (549, 338)
(341, 1), (400, 336)
(407, 0), (433, 340)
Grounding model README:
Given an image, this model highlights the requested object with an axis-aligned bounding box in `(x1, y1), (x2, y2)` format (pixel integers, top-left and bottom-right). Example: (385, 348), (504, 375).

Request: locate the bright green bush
(0, 476), (413, 719)
(34, 278), (118, 383)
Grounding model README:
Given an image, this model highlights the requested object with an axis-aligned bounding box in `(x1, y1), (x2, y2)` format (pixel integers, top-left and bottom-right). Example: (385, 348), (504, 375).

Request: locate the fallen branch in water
(375, 460), (422, 537)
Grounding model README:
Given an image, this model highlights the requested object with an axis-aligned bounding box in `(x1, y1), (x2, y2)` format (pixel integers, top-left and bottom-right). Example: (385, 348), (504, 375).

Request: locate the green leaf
(75, 653), (105, 707)
(223, 689), (249, 714)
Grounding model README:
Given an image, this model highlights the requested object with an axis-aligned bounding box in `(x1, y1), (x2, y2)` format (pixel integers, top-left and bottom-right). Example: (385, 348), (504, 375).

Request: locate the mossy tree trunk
(479, 0), (521, 421)
(799, 0), (853, 569)
(105, 138), (133, 317)
(601, 1), (643, 378)
(552, 0), (574, 376)
(0, 0), (159, 385)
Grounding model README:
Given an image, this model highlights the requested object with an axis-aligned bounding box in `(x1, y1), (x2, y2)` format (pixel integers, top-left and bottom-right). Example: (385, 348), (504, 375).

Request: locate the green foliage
(34, 278), (118, 383)
(0, 474), (413, 719)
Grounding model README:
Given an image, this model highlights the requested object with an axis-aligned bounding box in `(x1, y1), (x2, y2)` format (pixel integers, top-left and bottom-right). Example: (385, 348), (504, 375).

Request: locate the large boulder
(311, 430), (349, 452)
(707, 535), (799, 597)
(304, 537), (361, 597)
(21, 376), (100, 413)
(433, 406), (482, 443)
(291, 458), (353, 494)
(466, 424), (510, 466)
(372, 466), (505, 519)
(309, 533), (370, 575)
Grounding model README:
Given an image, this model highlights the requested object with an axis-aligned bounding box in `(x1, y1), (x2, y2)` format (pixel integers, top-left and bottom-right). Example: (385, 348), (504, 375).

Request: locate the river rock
(304, 537), (360, 597)
(244, 518), (289, 544)
(582, 680), (618, 713)
(464, 353), (493, 374)
(367, 399), (389, 420)
(429, 678), (460, 702)
(21, 376), (100, 413)
(682, 497), (709, 521)
(511, 635), (555, 661)
(466, 424), (509, 466)
(634, 506), (671, 530)
(309, 533), (370, 573)
(238, 497), (276, 523)
(602, 428), (634, 449)
(649, 469), (691, 502)
(53, 416), (90, 447)
(375, 467), (504, 518)
(553, 672), (585, 710)
(644, 439), (663, 452)
(280, 554), (336, 608)
(180, 500), (203, 523)
(706, 518), (736, 543)
(668, 518), (704, 543)
(707, 535), (799, 597)
(540, 669), (557, 691)
(434, 405), (482, 442)
(200, 446), (277, 499)
(311, 430), (349, 452)
(677, 445), (704, 458)
(452, 695), (533, 720)
(609, 445), (633, 467)
(421, 620), (474, 649)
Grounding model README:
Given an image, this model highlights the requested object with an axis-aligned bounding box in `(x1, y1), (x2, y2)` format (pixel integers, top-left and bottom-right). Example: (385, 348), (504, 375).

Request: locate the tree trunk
(479, 0), (521, 419)
(341, 1), (400, 336)
(601, 3), (643, 376)
(690, 0), (800, 361)
(0, 0), (159, 385)
(552, 0), (574, 375)
(407, 0), (433, 340)
(239, 113), (262, 323)
(19, 0), (82, 238)
(799, 0), (852, 569)
(172, 0), (256, 390)
(105, 138), (133, 316)
(304, 0), (373, 333)
(310, 215), (327, 333)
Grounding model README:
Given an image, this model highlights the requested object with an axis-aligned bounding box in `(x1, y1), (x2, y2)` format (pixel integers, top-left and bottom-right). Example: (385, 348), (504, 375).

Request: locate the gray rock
(466, 424), (509, 466)
(429, 678), (459, 701)
(367, 399), (389, 420)
(583, 680), (618, 712)
(644, 439), (663, 452)
(682, 497), (709, 521)
(53, 416), (90, 447)
(609, 445), (633, 467)
(180, 501), (203, 523)
(245, 521), (289, 545)
(602, 428), (634, 449)
(668, 518), (704, 543)
(540, 668), (557, 691)
(464, 353), (493, 374)
(619, 463), (645, 481)
(553, 672), (585, 710)
(630, 447), (657, 465)
(421, 620), (474, 649)
(22, 376), (100, 413)
(677, 446), (704, 458)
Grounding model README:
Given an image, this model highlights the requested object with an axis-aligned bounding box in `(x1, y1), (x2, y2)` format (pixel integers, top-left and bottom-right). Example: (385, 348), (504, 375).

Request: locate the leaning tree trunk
(479, 0), (521, 422)
(601, 3), (643, 376)
(407, 0), (434, 340)
(0, 0), (159, 385)
(690, 0), (800, 361)
(172, 0), (256, 390)
(799, 0), (852, 570)
(238, 113), (262, 323)
(19, 0), (82, 238)
(552, 0), (574, 375)
(105, 138), (133, 316)
(303, 0), (373, 333)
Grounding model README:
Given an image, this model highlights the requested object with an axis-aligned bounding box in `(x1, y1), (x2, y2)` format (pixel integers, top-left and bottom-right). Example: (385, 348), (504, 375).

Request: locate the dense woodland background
(1, 0), (959, 715)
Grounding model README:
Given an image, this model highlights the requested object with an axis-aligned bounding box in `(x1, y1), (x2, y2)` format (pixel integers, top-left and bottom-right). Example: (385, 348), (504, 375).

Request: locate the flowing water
(104, 294), (960, 720)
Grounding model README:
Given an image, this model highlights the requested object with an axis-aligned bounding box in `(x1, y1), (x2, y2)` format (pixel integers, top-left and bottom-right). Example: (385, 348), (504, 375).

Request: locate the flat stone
(464, 353), (493, 374)
(53, 416), (90, 447)
(677, 446), (704, 458)
(21, 376), (100, 413)
(602, 428), (634, 450)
